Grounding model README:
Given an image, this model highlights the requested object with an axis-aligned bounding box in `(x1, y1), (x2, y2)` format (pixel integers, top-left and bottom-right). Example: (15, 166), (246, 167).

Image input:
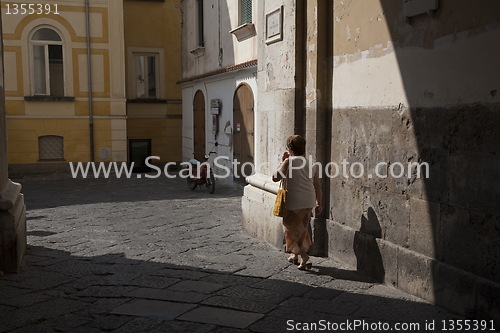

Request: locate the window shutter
(198, 0), (204, 47)
(241, 0), (252, 24)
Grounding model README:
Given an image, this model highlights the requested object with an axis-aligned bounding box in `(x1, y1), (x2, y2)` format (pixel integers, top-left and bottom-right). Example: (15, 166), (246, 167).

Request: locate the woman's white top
(286, 156), (317, 210)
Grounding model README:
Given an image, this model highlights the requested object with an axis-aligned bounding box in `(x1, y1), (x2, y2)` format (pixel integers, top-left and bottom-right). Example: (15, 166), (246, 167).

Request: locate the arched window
(38, 135), (64, 160)
(30, 27), (65, 96)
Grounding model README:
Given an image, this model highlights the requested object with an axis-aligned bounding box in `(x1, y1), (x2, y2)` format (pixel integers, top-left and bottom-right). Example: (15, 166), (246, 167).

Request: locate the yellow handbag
(273, 168), (288, 217)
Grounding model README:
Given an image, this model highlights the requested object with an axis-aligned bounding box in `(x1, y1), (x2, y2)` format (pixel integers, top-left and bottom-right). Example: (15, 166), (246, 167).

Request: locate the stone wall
(324, 0), (500, 320)
(0, 14), (26, 274)
(326, 104), (500, 319)
(243, 0), (500, 322)
(243, 0), (303, 244)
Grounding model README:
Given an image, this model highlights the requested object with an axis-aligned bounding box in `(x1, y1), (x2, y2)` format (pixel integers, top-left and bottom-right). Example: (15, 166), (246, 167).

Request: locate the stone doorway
(193, 90), (206, 157)
(233, 84), (254, 183)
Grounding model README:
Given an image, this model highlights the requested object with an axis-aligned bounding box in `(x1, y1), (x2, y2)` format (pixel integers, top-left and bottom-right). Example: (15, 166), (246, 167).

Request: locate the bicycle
(187, 142), (218, 194)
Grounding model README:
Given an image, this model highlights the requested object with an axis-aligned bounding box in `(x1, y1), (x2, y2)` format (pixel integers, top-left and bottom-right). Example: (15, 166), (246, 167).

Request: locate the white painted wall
(181, 68), (257, 185)
(181, 0), (258, 79)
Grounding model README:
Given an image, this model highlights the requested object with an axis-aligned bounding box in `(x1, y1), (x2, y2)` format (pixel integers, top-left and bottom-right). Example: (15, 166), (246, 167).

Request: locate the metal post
(85, 0), (94, 162)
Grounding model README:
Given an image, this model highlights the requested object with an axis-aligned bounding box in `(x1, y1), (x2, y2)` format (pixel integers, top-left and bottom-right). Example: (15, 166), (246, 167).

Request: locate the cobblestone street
(0, 174), (465, 332)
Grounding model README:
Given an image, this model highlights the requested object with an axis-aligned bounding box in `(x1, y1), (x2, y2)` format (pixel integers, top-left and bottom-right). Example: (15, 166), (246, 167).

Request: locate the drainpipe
(218, 0), (222, 66)
(85, 0), (94, 162)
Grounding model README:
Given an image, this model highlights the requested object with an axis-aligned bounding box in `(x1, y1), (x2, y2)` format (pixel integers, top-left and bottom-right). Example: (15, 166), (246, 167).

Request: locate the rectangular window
(197, 0), (204, 47)
(241, 0), (252, 24)
(39, 135), (64, 160)
(32, 44), (64, 96)
(134, 53), (158, 98)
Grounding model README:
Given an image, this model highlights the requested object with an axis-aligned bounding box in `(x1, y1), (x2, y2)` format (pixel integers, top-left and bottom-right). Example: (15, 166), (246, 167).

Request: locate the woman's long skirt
(283, 208), (313, 255)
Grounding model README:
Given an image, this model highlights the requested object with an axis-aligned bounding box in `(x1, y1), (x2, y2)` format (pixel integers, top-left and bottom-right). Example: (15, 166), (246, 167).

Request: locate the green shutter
(241, 0), (252, 24)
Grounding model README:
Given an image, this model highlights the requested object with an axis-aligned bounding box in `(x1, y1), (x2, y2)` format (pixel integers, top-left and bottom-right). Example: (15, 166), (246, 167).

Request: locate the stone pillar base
(242, 173), (327, 255)
(242, 183), (284, 250)
(0, 180), (26, 274)
(326, 219), (500, 322)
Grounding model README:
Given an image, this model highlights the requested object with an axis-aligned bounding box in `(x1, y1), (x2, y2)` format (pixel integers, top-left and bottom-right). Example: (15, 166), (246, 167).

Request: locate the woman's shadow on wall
(354, 207), (385, 283)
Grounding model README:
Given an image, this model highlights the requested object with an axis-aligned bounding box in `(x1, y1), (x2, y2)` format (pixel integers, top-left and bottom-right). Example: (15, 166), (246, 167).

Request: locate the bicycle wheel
(187, 177), (196, 190)
(207, 173), (215, 194)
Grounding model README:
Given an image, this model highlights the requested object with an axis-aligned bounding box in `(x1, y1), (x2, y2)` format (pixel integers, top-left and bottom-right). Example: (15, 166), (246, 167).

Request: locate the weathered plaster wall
(241, 0), (499, 321)
(326, 0), (500, 320)
(332, 0), (500, 108)
(255, 0), (301, 173)
(242, 0), (303, 246)
(180, 0), (257, 80)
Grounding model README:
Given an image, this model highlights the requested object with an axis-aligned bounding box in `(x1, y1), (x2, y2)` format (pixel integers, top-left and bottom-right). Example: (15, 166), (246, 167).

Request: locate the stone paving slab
(178, 306), (264, 329)
(203, 262), (249, 274)
(125, 275), (180, 289)
(42, 313), (92, 329)
(87, 314), (132, 331)
(198, 273), (262, 287)
(248, 315), (291, 333)
(76, 298), (130, 316)
(210, 328), (250, 333)
(302, 286), (344, 300)
(125, 287), (210, 303)
(111, 299), (196, 320)
(215, 286), (292, 304)
(111, 317), (163, 333)
(282, 296), (362, 316)
(74, 285), (137, 298)
(168, 280), (226, 294)
(0, 291), (53, 308)
(148, 320), (217, 333)
(0, 174), (493, 332)
(150, 268), (210, 280)
(201, 295), (278, 314)
(251, 278), (314, 296)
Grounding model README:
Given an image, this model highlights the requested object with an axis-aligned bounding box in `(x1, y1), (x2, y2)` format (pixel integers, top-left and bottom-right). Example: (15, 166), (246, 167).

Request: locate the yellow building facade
(124, 0), (182, 171)
(2, 0), (182, 174)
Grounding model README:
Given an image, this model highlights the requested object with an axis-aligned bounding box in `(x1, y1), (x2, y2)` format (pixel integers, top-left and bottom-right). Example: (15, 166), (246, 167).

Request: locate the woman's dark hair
(286, 135), (306, 156)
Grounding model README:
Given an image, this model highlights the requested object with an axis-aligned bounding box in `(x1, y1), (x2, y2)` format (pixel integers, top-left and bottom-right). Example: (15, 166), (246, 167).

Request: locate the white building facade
(179, 0), (258, 185)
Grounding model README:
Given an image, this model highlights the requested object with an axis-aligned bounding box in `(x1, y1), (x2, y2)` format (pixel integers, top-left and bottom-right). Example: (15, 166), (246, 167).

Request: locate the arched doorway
(233, 84), (254, 183)
(193, 90), (206, 156)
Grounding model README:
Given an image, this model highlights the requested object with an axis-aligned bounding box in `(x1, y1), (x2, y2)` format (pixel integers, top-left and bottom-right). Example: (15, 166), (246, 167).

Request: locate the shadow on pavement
(308, 265), (376, 284)
(12, 174), (244, 210)
(0, 245), (471, 333)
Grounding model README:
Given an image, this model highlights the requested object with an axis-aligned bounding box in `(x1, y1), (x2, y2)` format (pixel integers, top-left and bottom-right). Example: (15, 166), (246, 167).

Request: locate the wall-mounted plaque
(265, 5), (283, 45)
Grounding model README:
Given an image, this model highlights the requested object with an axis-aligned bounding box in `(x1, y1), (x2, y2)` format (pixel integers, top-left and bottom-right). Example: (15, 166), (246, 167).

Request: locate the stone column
(0, 11), (26, 274)
(302, 0), (332, 256)
(242, 0), (302, 249)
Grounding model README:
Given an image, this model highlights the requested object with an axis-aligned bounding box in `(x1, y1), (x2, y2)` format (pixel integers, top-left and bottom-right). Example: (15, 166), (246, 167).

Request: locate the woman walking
(273, 135), (322, 270)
